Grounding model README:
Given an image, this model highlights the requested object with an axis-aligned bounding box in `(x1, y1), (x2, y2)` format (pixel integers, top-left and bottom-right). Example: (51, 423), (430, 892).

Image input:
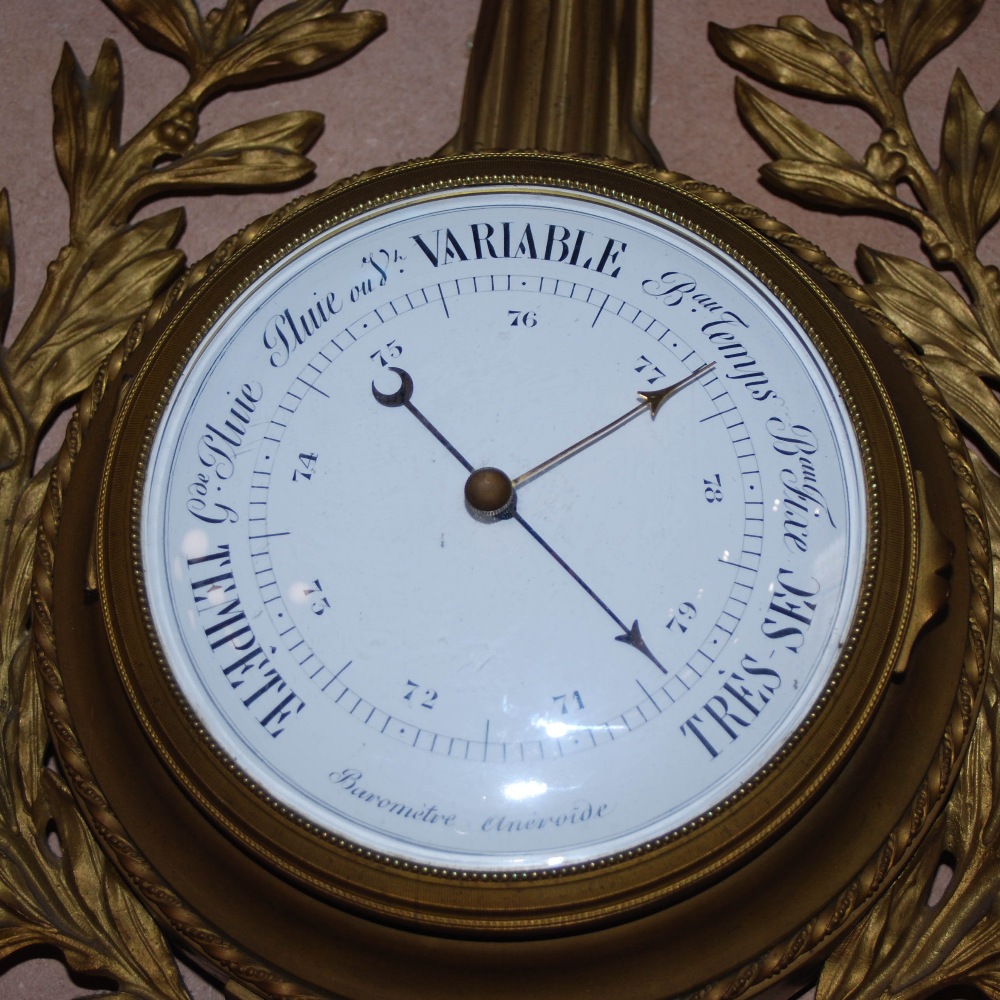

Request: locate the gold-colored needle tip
(639, 361), (716, 419)
(637, 386), (671, 419)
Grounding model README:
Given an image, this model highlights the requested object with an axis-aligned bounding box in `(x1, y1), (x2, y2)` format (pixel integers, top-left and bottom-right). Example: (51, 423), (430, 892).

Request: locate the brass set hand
(372, 363), (714, 674)
(512, 363), (714, 490)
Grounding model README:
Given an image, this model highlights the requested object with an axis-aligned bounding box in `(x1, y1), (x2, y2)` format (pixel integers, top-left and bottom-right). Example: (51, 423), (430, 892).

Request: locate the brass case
(40, 153), (983, 998)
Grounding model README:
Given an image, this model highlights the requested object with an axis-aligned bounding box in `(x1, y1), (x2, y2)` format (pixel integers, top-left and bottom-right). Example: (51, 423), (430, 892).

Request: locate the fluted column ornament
(440, 0), (662, 166)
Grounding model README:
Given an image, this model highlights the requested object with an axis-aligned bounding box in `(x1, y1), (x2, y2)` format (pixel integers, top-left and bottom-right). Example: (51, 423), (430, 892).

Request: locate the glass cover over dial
(140, 186), (866, 872)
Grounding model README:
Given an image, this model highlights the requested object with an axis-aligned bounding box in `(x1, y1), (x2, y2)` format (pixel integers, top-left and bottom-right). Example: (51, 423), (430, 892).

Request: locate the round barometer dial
(46, 153), (976, 995)
(140, 182), (865, 874)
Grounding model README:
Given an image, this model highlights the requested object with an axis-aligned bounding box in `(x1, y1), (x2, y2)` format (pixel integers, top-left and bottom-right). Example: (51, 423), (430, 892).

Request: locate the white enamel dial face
(140, 186), (867, 872)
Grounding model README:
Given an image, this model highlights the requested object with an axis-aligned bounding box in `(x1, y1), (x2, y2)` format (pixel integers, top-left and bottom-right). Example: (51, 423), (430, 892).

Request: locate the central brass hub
(464, 467), (516, 522)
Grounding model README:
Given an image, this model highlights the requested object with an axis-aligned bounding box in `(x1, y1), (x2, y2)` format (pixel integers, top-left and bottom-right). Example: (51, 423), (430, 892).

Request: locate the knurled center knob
(465, 467), (516, 522)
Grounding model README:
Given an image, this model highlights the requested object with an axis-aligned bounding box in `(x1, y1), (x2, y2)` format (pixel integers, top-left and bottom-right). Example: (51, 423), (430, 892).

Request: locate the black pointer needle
(511, 514), (668, 674)
(371, 367), (473, 472)
(372, 367), (668, 675)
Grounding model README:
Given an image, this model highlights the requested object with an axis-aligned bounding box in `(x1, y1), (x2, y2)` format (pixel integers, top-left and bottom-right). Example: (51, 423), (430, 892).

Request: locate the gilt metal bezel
(41, 152), (980, 995)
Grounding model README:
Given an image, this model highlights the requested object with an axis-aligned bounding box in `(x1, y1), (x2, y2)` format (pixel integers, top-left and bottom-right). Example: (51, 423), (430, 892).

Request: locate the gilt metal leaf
(884, 0), (985, 89)
(145, 112), (323, 195)
(857, 247), (995, 366)
(101, 0), (204, 69)
(208, 0), (262, 44)
(0, 408), (18, 475)
(816, 609), (998, 1000)
(38, 770), (190, 998)
(858, 249), (1000, 460)
(760, 158), (902, 212)
(202, 1), (387, 96)
(0, 592), (187, 998)
(814, 818), (947, 1000)
(708, 18), (875, 106)
(734, 79), (857, 166)
(51, 40), (123, 223)
(918, 355), (1000, 462)
(940, 69), (1000, 245)
(9, 211), (185, 429)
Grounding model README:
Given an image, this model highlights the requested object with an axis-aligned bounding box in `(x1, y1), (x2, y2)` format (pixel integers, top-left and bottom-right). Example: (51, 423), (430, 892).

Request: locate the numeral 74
(292, 452), (318, 482)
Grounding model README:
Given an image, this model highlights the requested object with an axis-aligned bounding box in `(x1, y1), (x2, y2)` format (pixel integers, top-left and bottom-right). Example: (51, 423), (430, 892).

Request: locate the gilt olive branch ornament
(0, 1), (384, 994)
(711, 3), (1000, 998)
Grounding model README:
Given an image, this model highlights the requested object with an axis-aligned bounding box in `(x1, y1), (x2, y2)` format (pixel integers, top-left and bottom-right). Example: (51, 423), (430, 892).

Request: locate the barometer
(34, 4), (984, 999)
(127, 164), (877, 880)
